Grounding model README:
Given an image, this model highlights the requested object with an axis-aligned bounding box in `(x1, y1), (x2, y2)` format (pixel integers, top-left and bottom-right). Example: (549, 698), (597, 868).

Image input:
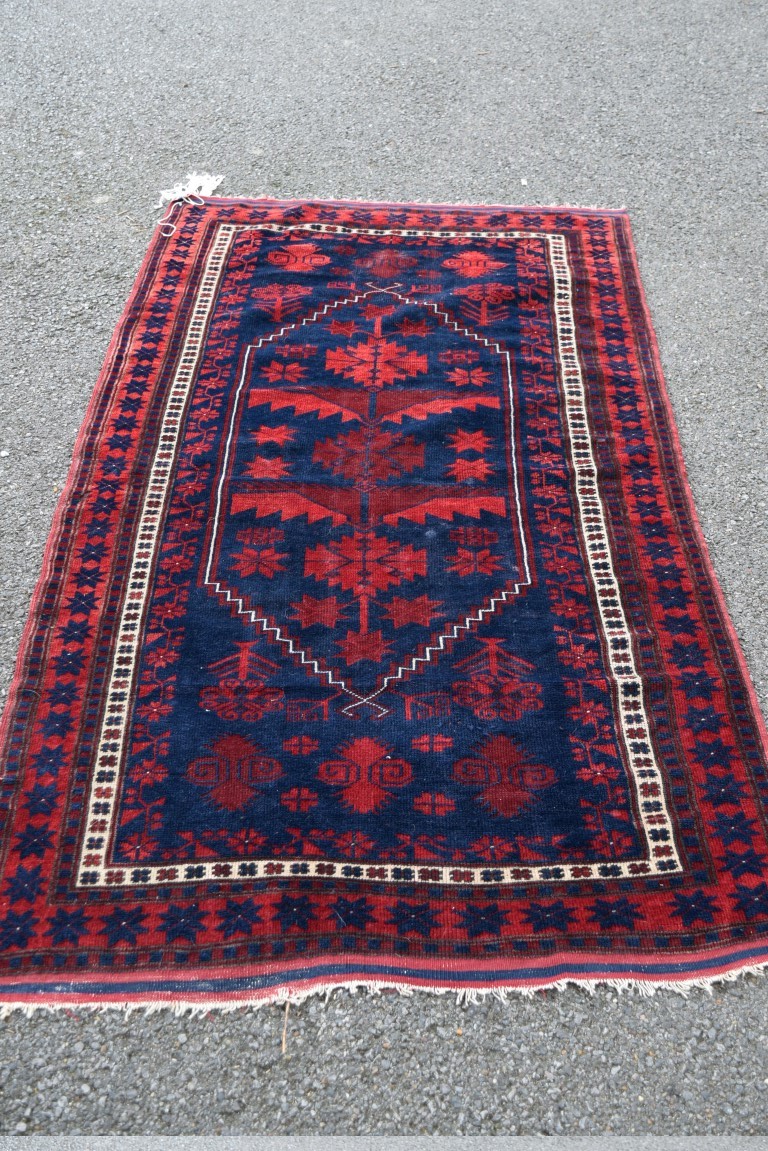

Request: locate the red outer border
(620, 216), (768, 753)
(0, 226), (167, 762)
(1, 939), (768, 1006)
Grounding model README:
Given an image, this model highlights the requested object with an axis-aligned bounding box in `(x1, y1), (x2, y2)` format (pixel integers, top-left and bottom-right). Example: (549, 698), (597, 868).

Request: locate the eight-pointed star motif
(383, 594), (444, 629)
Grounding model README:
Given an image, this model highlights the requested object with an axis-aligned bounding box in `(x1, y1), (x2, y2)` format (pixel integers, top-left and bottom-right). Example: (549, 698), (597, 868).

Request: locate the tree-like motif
(453, 735), (555, 818)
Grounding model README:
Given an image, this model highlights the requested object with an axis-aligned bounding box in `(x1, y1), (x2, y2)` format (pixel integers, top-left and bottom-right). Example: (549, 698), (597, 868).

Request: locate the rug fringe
(155, 172), (225, 235)
(229, 192), (629, 213)
(154, 172), (225, 211)
(2, 956), (768, 1017)
(153, 174), (626, 217)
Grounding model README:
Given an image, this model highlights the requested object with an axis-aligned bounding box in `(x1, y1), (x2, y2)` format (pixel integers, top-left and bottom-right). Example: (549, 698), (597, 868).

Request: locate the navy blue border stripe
(3, 944), (768, 998)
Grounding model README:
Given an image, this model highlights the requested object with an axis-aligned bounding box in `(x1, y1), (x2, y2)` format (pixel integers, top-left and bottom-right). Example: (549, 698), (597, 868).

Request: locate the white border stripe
(77, 224), (237, 882)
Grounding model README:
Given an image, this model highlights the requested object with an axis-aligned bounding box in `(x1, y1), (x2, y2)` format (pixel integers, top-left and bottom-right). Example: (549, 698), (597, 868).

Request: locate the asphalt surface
(0, 0), (766, 1137)
(5, 1142), (768, 1151)
(2, 1142), (768, 1151)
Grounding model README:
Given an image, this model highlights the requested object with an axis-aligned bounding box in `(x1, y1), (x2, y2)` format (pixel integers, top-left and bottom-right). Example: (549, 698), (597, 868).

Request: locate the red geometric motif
(448, 429), (492, 454)
(412, 734), (454, 753)
(313, 427), (424, 489)
(280, 787), (319, 813)
(199, 645), (283, 722)
(325, 336), (428, 390)
(453, 735), (556, 818)
(260, 361), (307, 385)
(354, 249), (418, 278)
(317, 738), (413, 814)
(187, 735), (283, 812)
(442, 250), (506, 277)
(454, 282), (518, 326)
(304, 530), (427, 598)
(230, 528), (287, 578)
(288, 594), (346, 630)
(448, 457), (494, 483)
(267, 241), (331, 271)
(283, 735), (320, 755)
(384, 595), (443, 629)
(413, 793), (456, 816)
(251, 424), (295, 446)
(452, 640), (543, 722)
(250, 283), (312, 321)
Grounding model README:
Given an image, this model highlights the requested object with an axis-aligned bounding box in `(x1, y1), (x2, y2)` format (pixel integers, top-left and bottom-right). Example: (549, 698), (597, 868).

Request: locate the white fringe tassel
(155, 171), (225, 235)
(1, 958), (767, 1018)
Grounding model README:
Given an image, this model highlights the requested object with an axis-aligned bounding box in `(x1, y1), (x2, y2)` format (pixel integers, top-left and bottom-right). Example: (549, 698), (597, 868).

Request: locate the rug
(0, 186), (767, 1010)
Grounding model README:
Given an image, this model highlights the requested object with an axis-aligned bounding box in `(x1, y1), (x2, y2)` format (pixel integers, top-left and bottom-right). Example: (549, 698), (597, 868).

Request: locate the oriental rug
(1, 189), (767, 1010)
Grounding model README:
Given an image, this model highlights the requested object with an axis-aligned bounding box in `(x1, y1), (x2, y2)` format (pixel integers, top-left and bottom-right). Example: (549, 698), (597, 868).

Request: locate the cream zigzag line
(205, 581), (386, 716)
(344, 583), (524, 714)
(230, 285), (392, 349)
(205, 580), (525, 719)
(204, 283), (529, 717)
(375, 284), (508, 352)
(214, 277), (513, 353)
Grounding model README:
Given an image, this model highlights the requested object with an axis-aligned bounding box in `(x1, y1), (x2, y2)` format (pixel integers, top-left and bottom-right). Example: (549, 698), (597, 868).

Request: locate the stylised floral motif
(317, 738), (412, 813)
(305, 529), (425, 610)
(442, 251), (506, 277)
(313, 427), (424, 489)
(230, 527), (288, 579)
(453, 735), (555, 818)
(325, 336), (428, 391)
(187, 735), (283, 812)
(199, 680), (283, 723)
(413, 792), (456, 816)
(267, 242), (331, 271)
(199, 646), (284, 722)
(250, 283), (312, 321)
(355, 250), (418, 278)
(260, 361), (307, 385)
(452, 640), (543, 722)
(454, 282), (517, 326)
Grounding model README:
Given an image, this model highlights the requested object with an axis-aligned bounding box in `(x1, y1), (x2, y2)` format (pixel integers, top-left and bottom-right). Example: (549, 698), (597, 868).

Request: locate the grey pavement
(3, 1140), (768, 1151)
(5, 1140), (768, 1151)
(0, 0), (766, 1137)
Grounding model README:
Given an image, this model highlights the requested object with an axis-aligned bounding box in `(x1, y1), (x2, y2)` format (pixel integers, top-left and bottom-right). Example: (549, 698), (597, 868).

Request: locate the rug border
(0, 226), (168, 764)
(1, 196), (767, 1007)
(618, 215), (768, 757)
(4, 938), (768, 1011)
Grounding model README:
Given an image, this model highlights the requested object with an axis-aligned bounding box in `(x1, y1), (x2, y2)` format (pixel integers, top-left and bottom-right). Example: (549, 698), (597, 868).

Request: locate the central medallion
(204, 286), (530, 713)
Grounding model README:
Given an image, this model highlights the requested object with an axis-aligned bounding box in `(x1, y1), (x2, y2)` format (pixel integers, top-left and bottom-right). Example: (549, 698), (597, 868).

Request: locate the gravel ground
(4, 1143), (768, 1151)
(1, 1142), (767, 1151)
(0, 0), (766, 1137)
